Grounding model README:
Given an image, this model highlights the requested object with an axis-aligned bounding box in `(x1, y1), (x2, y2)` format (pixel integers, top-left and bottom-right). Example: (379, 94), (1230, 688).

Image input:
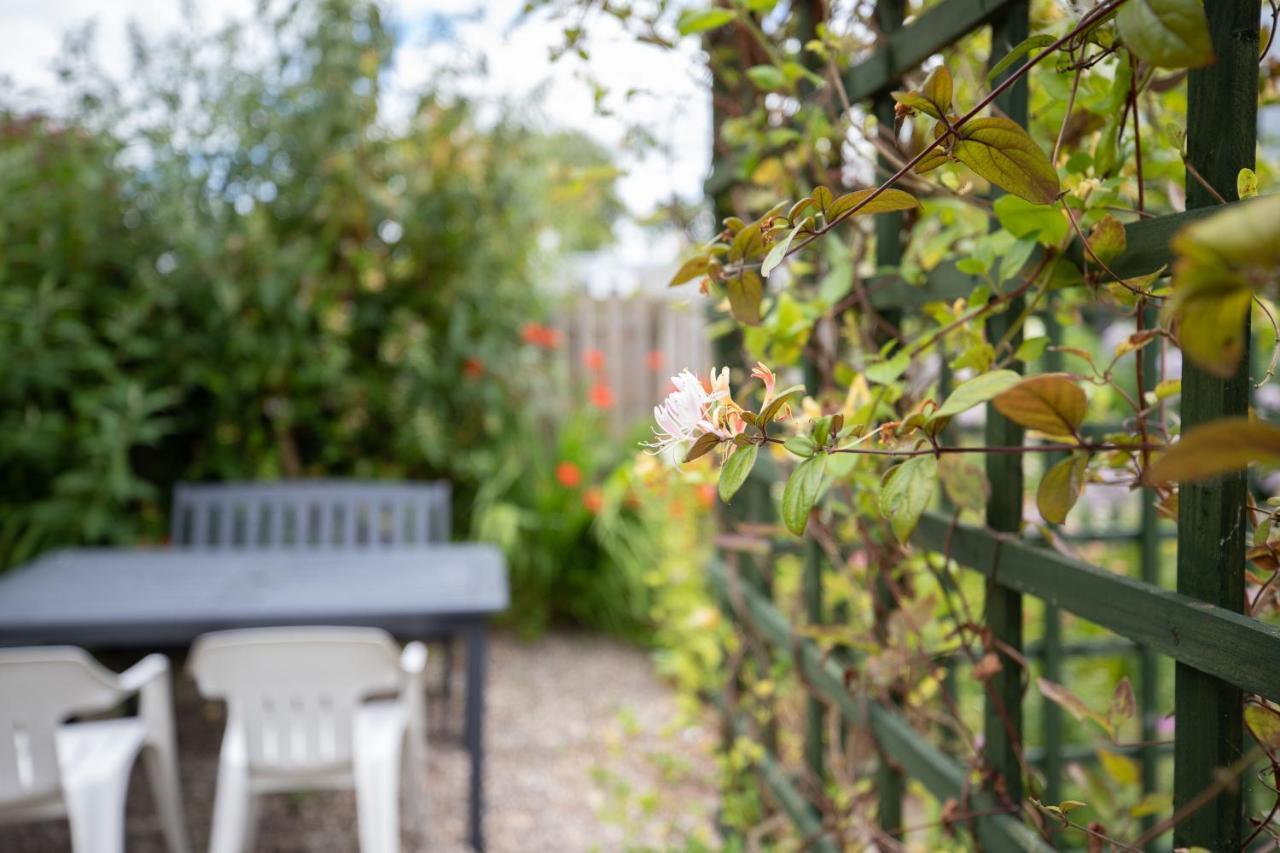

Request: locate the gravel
(1, 630), (719, 852)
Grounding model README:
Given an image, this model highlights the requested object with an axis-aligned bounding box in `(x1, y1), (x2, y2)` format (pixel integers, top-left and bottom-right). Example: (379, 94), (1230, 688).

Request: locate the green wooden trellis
(706, 0), (1277, 849)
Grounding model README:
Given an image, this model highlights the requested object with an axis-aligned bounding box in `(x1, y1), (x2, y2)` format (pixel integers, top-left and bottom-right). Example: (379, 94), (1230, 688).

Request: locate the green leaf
(1115, 0), (1214, 69)
(879, 453), (937, 542)
(1098, 749), (1140, 786)
(1037, 454), (1087, 524)
(676, 8), (737, 36)
(939, 455), (990, 513)
(993, 194), (1068, 245)
(784, 435), (816, 457)
(864, 350), (911, 385)
(826, 188), (919, 221)
(719, 443), (758, 503)
(746, 65), (789, 91)
(782, 454), (827, 535)
(726, 270), (764, 326)
(1015, 337), (1048, 362)
(986, 34), (1056, 83)
(992, 373), (1087, 436)
(932, 369), (1022, 420)
(1146, 418), (1280, 484)
(953, 117), (1061, 204)
(761, 221), (805, 277)
(683, 431), (722, 463)
(670, 255), (710, 287)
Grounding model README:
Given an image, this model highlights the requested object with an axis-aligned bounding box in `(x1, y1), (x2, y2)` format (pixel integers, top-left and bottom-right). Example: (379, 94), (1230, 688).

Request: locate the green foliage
(0, 0), (624, 601)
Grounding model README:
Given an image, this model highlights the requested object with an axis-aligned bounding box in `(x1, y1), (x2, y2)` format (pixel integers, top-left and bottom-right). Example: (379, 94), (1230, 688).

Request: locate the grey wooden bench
(170, 480), (451, 550)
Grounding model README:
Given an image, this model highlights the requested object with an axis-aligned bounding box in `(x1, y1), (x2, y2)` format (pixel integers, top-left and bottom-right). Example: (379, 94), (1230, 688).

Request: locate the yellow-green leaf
(986, 34), (1056, 83)
(1115, 0), (1214, 69)
(879, 453), (937, 542)
(670, 256), (711, 287)
(992, 373), (1087, 436)
(782, 453), (827, 535)
(1238, 167), (1258, 200)
(676, 7), (737, 35)
(719, 443), (758, 503)
(1146, 418), (1280, 484)
(1037, 453), (1087, 524)
(726, 270), (764, 326)
(1098, 749), (1140, 786)
(827, 188), (919, 221)
(953, 117), (1061, 204)
(1086, 214), (1127, 265)
(1171, 283), (1252, 377)
(939, 455), (989, 513)
(1245, 703), (1280, 748)
(891, 91), (943, 120)
(920, 66), (952, 114)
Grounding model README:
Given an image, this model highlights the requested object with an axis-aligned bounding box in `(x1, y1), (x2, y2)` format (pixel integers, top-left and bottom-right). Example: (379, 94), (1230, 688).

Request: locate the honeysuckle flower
(752, 362), (777, 403)
(644, 368), (728, 459)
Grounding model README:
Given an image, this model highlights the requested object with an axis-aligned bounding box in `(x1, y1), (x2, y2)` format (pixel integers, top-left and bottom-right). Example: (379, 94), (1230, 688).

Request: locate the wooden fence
(555, 295), (712, 430)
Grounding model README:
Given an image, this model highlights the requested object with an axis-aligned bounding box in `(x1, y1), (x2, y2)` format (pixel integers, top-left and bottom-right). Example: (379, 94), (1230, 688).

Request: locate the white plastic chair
(188, 627), (427, 853)
(0, 647), (190, 853)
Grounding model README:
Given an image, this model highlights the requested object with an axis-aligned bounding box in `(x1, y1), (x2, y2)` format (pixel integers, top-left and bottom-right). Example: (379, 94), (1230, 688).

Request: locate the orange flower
(646, 350), (665, 372)
(462, 357), (485, 378)
(582, 348), (605, 371)
(555, 461), (581, 488)
(589, 382), (615, 409)
(582, 488), (603, 514)
(695, 483), (717, 509)
(521, 322), (562, 349)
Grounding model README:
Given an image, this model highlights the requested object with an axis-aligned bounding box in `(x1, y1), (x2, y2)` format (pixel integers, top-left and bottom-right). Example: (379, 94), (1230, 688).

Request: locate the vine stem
(717, 0), (1132, 279)
(758, 437), (1161, 457)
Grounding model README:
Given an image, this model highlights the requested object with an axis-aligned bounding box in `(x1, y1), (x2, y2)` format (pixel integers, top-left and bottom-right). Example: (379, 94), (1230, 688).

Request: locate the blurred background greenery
(0, 0), (706, 641)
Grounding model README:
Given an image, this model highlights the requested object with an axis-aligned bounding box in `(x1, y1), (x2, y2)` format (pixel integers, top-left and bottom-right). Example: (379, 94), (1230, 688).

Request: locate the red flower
(582, 488), (603, 514)
(521, 323), (562, 349)
(555, 461), (581, 488)
(589, 382), (615, 409)
(646, 350), (665, 372)
(462, 357), (485, 378)
(695, 483), (717, 509)
(582, 348), (605, 371)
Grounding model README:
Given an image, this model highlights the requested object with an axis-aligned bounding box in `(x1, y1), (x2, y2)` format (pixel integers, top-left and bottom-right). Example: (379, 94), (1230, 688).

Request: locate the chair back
(170, 480), (450, 550)
(0, 647), (124, 803)
(188, 627), (403, 774)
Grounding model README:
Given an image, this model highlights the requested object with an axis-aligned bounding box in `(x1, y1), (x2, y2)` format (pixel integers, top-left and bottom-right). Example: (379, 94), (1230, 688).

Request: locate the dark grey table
(0, 545), (508, 851)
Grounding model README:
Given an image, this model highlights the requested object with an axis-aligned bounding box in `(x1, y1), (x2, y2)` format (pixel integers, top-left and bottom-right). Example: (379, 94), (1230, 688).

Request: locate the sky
(0, 0), (711, 277)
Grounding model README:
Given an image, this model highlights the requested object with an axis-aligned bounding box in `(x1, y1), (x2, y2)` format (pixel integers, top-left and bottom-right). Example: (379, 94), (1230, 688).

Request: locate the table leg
(465, 623), (487, 851)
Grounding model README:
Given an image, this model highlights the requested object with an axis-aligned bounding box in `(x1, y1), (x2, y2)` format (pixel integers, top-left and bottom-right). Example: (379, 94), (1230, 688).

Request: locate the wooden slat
(912, 513), (1280, 702)
(982, 2), (1029, 805)
(709, 560), (1053, 853)
(843, 0), (1022, 102)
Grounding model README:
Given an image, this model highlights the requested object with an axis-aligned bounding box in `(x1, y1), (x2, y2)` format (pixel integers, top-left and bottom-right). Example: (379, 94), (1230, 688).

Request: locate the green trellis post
(1173, 0), (1258, 848)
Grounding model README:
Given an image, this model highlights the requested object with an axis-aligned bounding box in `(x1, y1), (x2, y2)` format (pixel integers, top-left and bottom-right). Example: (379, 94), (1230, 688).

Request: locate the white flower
(644, 368), (727, 460)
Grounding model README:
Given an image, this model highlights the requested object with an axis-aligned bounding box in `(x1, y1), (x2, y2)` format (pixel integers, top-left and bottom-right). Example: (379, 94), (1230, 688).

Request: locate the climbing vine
(533, 0), (1280, 845)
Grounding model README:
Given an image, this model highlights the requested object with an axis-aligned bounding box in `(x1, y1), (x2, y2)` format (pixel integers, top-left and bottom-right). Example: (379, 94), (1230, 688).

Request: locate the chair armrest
(118, 653), (171, 694)
(400, 641), (428, 677)
(119, 654), (177, 750)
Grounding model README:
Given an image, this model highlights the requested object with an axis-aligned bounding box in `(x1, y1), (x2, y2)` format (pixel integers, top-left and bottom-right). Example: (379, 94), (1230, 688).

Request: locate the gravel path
(1, 631), (719, 852)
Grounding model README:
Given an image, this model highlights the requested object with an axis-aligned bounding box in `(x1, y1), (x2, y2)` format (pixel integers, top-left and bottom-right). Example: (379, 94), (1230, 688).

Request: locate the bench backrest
(170, 481), (451, 550)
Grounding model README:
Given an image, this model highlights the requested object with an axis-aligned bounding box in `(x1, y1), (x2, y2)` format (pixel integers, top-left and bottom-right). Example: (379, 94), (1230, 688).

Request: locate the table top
(0, 545), (508, 647)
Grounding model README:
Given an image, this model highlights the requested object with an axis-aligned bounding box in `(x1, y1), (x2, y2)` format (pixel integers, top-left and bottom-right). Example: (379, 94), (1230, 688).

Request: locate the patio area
(0, 630), (718, 852)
